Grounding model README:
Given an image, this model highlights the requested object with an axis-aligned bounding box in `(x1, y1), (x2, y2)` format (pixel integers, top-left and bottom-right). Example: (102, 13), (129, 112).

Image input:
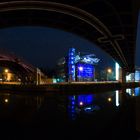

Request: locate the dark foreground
(0, 88), (140, 140)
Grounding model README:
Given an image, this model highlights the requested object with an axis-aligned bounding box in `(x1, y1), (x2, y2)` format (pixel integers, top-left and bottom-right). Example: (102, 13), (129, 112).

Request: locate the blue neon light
(77, 63), (94, 78)
(68, 48), (76, 81)
(68, 95), (76, 120)
(78, 95), (94, 106)
(135, 88), (140, 96)
(135, 71), (140, 81)
(68, 95), (95, 119)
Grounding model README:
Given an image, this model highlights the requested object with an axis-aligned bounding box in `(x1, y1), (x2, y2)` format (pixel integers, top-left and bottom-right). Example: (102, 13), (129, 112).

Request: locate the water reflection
(115, 90), (120, 107)
(0, 90), (133, 122)
(0, 88), (139, 139)
(68, 94), (99, 119)
(0, 93), (45, 125)
(135, 87), (140, 96)
(125, 87), (140, 97)
(67, 91), (126, 121)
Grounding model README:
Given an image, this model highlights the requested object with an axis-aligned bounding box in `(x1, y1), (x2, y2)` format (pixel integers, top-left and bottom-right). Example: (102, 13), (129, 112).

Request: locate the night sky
(0, 26), (139, 70)
(136, 11), (140, 68)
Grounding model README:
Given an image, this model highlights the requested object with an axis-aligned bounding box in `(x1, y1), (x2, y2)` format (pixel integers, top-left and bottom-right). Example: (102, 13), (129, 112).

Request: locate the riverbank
(0, 82), (139, 94)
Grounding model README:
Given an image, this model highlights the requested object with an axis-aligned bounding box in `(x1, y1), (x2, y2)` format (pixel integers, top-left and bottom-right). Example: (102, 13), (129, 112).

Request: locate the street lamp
(4, 69), (9, 73)
(4, 69), (9, 81)
(107, 68), (112, 73)
(107, 68), (112, 81)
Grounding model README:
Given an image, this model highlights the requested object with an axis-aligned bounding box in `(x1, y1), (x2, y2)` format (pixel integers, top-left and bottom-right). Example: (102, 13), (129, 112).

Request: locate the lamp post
(4, 68), (9, 81)
(4, 69), (9, 73)
(78, 66), (83, 81)
(107, 68), (112, 81)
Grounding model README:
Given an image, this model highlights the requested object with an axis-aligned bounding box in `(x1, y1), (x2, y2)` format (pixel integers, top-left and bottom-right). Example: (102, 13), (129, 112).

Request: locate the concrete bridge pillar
(118, 67), (126, 83)
(121, 68), (126, 83)
(36, 68), (47, 85)
(36, 68), (41, 85)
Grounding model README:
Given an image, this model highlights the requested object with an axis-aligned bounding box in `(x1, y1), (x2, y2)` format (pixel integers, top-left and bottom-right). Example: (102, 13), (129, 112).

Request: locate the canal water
(0, 88), (140, 140)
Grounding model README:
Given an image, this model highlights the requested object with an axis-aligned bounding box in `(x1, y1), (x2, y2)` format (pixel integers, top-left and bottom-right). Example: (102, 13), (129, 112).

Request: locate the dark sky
(0, 26), (138, 69)
(136, 11), (140, 68)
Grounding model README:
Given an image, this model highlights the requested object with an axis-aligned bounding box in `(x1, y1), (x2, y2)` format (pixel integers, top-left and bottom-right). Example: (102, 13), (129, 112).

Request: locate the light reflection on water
(0, 88), (139, 139)
(68, 91), (120, 121)
(125, 87), (140, 96)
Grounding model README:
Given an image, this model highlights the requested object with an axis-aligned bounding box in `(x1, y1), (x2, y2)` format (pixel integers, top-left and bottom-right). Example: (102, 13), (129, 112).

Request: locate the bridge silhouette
(0, 49), (36, 83)
(0, 49), (47, 84)
(0, 0), (139, 82)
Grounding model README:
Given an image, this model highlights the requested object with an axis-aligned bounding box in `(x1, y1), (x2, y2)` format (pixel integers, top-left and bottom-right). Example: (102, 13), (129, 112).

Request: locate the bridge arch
(0, 1), (135, 72)
(0, 49), (36, 83)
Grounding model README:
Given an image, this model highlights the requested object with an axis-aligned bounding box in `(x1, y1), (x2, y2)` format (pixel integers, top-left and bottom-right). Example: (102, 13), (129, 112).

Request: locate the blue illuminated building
(77, 94), (94, 106)
(68, 94), (95, 120)
(135, 70), (140, 81)
(56, 47), (100, 82)
(76, 63), (94, 81)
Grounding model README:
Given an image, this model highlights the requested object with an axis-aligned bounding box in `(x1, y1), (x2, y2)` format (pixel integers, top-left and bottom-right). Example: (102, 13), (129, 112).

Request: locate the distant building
(125, 66), (140, 82)
(135, 66), (140, 82)
(56, 48), (100, 82)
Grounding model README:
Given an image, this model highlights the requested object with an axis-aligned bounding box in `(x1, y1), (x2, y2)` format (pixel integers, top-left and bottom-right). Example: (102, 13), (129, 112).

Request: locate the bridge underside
(0, 0), (139, 73)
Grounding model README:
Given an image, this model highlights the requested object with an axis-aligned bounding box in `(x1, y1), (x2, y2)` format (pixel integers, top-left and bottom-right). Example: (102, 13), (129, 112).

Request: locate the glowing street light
(107, 68), (112, 73)
(4, 69), (9, 73)
(4, 99), (9, 103)
(107, 68), (112, 81)
(108, 97), (112, 102)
